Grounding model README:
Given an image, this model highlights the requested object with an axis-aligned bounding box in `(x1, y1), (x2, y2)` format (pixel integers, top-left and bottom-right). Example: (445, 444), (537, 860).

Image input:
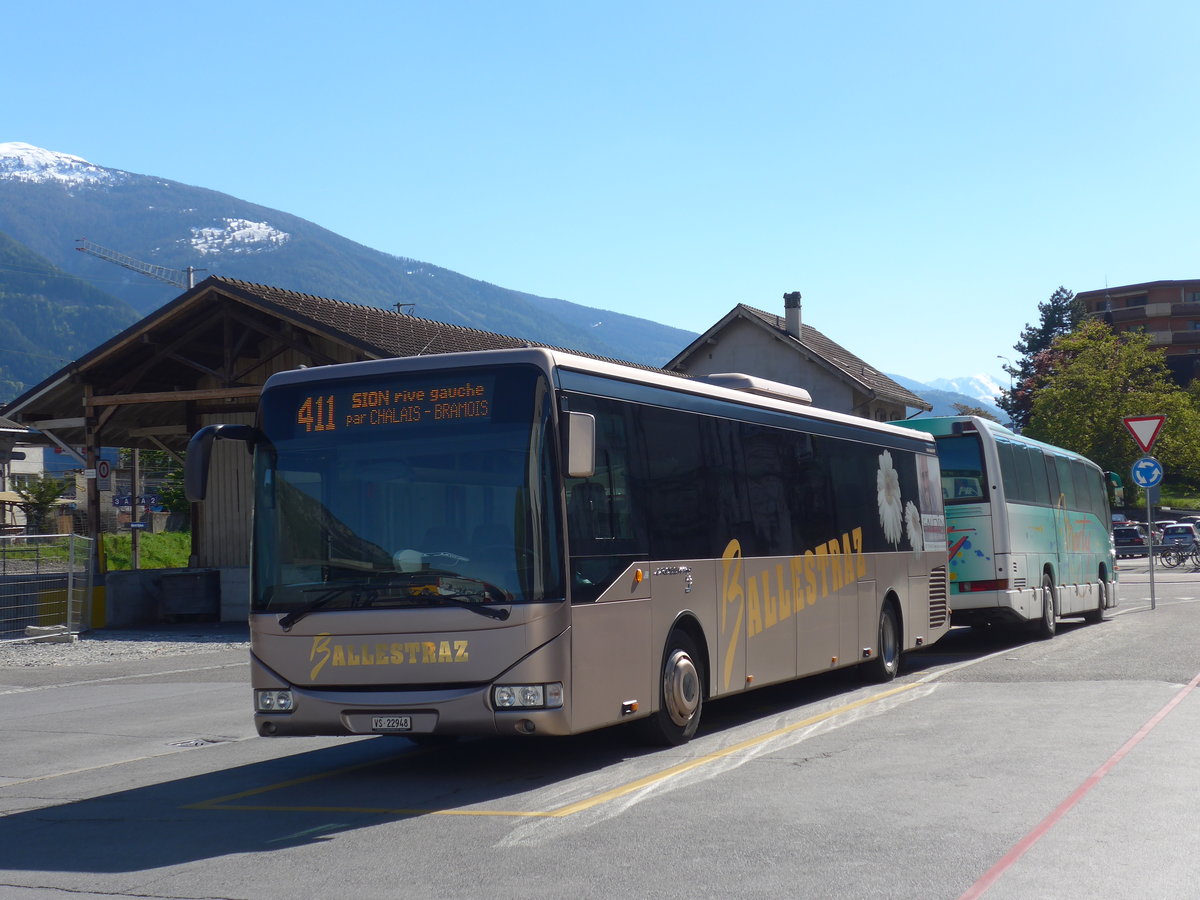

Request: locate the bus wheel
(1034, 574), (1057, 639)
(637, 631), (704, 746)
(865, 601), (901, 682)
(1083, 576), (1106, 625)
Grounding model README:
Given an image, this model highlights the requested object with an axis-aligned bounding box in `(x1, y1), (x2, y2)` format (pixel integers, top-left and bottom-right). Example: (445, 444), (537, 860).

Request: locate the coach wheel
(1034, 573), (1057, 639)
(865, 601), (901, 682)
(1083, 574), (1106, 625)
(637, 630), (704, 746)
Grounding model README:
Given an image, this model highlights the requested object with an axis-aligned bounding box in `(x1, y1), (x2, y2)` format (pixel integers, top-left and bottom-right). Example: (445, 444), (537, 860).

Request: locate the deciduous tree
(1023, 320), (1200, 489)
(13, 475), (66, 535)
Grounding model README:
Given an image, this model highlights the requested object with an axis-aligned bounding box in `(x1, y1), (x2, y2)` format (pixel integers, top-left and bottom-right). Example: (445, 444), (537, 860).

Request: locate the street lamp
(997, 355), (1013, 395)
(997, 356), (1016, 431)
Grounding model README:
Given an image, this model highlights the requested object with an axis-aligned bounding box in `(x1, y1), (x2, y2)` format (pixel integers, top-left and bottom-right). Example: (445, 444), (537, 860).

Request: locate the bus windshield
(934, 434), (989, 504)
(251, 365), (563, 615)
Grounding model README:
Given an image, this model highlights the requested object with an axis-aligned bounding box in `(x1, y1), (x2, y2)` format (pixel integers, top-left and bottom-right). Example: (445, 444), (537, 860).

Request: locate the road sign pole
(1146, 489), (1156, 610)
(1131, 456), (1164, 611)
(1125, 421), (1165, 611)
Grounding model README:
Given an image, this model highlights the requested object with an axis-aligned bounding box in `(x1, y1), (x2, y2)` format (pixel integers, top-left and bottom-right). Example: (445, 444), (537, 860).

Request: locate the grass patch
(103, 532), (192, 570)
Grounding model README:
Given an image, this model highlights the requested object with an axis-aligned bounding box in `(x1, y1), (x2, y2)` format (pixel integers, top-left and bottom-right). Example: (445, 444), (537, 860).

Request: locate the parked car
(1160, 523), (1200, 550)
(1113, 525), (1151, 558)
(1126, 521), (1163, 544)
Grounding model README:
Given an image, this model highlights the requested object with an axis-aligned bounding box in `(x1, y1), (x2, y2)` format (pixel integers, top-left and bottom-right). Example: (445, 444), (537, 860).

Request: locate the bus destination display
(294, 378), (493, 434)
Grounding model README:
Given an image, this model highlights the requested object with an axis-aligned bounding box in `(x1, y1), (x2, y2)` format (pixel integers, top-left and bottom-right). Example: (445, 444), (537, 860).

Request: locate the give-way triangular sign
(1124, 416), (1165, 453)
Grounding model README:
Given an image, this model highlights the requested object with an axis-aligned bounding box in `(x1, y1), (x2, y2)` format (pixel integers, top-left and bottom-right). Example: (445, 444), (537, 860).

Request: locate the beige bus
(186, 348), (950, 745)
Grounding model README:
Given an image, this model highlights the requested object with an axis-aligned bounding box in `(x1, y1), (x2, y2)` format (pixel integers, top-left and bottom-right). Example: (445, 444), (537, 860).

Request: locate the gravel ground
(0, 624), (251, 668)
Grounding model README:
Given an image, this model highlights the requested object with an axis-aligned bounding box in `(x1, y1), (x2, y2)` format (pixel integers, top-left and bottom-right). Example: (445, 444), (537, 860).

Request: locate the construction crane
(75, 238), (203, 289)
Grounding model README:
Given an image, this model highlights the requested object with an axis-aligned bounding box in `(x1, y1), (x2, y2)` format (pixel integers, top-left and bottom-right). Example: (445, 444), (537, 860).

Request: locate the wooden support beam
(88, 386), (262, 407)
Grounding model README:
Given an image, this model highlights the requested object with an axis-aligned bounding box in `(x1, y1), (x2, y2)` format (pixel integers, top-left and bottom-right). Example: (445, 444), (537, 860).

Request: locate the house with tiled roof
(665, 293), (930, 421)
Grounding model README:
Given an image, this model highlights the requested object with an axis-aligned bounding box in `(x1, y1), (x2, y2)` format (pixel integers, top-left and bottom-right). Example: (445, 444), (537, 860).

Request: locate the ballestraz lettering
(310, 635), (468, 680)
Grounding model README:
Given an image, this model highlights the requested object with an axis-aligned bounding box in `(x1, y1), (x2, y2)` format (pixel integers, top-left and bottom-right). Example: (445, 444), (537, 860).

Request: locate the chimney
(783, 291), (802, 339)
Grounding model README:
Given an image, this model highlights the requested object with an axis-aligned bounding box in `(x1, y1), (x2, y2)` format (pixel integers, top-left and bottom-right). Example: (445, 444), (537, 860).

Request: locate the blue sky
(4, 1), (1197, 383)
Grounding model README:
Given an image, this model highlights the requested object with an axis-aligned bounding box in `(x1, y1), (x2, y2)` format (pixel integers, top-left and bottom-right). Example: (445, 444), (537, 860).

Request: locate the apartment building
(1078, 279), (1200, 384)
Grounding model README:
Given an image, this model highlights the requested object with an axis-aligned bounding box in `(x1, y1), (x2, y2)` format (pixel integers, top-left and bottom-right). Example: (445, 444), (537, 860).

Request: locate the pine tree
(998, 286), (1087, 430)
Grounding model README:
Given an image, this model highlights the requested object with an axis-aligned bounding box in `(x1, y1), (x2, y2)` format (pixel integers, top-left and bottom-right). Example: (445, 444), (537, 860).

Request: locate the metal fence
(0, 534), (93, 642)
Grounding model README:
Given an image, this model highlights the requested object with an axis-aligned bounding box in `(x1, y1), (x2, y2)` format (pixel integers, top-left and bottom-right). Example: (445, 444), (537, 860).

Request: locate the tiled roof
(211, 277), (661, 369)
(737, 304), (931, 410)
(212, 277), (534, 356)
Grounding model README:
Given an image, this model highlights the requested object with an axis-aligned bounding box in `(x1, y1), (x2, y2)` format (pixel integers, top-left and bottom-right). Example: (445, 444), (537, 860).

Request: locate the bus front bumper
(249, 646), (575, 738)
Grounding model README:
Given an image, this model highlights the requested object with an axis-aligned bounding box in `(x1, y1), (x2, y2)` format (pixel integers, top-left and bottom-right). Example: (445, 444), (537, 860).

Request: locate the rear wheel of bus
(638, 629), (704, 746)
(864, 600), (901, 682)
(1033, 573), (1057, 639)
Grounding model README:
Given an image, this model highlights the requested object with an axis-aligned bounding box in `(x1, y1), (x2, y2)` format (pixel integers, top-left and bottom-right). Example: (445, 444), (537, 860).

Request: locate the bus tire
(1083, 575), (1106, 625)
(864, 600), (901, 682)
(637, 630), (704, 746)
(1034, 573), (1057, 639)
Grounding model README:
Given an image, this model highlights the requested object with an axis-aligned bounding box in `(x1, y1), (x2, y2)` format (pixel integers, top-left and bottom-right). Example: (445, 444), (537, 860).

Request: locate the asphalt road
(1, 573), (1198, 900)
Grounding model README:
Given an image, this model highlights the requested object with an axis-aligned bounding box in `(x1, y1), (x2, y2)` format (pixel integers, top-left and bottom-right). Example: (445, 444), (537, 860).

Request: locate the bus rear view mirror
(566, 412), (596, 478)
(185, 424), (258, 501)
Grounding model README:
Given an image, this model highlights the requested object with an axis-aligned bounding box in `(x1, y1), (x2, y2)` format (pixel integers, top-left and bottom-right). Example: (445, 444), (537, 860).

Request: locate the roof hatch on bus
(695, 372), (813, 406)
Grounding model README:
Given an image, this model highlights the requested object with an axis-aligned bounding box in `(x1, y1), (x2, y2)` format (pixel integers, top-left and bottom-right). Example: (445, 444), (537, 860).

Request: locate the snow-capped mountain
(0, 142), (697, 394)
(0, 142), (129, 187)
(926, 374), (1004, 406)
(887, 373), (1006, 421)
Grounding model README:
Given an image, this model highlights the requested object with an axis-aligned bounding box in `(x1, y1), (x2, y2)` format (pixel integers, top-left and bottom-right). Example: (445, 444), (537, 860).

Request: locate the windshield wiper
(426, 594), (510, 620)
(276, 573), (512, 630)
(278, 583), (365, 631)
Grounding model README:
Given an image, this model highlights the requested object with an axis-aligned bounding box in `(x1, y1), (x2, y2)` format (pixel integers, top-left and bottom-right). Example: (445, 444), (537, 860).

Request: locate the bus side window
(1044, 452), (1061, 503)
(567, 481), (610, 541)
(564, 396), (646, 601)
(1055, 457), (1076, 509)
(1026, 446), (1051, 506)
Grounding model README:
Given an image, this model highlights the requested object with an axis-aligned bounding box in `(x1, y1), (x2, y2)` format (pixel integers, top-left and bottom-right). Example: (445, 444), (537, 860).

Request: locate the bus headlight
(493, 683), (563, 710)
(256, 689), (295, 713)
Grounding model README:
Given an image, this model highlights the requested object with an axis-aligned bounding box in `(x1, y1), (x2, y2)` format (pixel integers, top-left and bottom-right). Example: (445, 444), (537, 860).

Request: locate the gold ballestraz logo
(309, 634), (469, 681)
(720, 529), (867, 691)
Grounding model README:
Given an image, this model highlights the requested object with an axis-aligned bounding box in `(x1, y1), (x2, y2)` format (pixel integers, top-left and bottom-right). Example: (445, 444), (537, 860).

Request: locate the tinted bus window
(1025, 446), (1051, 506)
(1054, 457), (1076, 509)
(1072, 460), (1100, 516)
(1043, 452), (1061, 505)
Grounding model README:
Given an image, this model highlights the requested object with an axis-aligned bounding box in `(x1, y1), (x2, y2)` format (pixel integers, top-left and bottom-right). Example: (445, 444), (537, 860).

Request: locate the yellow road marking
(186, 680), (922, 817)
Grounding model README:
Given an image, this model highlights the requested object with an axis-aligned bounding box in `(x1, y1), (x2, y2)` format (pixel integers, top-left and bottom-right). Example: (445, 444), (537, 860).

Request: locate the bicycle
(1159, 543), (1200, 568)
(1160, 545), (1185, 567)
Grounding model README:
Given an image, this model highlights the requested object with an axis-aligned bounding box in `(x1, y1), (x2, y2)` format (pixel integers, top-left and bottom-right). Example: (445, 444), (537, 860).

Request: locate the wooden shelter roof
(0, 276), (576, 453)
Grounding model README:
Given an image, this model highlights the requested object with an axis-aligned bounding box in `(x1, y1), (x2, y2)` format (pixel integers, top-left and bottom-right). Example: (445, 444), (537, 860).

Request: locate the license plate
(372, 715), (412, 732)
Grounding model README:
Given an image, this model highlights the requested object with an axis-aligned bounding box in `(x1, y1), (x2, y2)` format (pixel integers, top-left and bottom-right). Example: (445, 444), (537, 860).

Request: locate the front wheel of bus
(1034, 574), (1057, 639)
(638, 631), (704, 746)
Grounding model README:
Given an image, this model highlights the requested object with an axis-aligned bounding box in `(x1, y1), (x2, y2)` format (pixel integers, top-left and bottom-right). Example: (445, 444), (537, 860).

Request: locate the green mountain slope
(0, 230), (139, 401)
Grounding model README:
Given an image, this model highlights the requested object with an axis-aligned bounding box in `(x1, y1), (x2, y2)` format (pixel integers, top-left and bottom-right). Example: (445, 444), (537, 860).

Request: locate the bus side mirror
(185, 424), (257, 501)
(566, 412), (596, 478)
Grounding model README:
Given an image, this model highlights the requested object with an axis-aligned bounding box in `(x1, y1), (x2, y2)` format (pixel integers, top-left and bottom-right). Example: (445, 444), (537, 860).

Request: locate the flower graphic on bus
(905, 500), (923, 552)
(877, 450), (903, 546)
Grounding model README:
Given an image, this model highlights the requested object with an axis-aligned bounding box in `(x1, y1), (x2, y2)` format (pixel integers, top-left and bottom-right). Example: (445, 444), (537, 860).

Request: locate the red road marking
(959, 669), (1200, 899)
